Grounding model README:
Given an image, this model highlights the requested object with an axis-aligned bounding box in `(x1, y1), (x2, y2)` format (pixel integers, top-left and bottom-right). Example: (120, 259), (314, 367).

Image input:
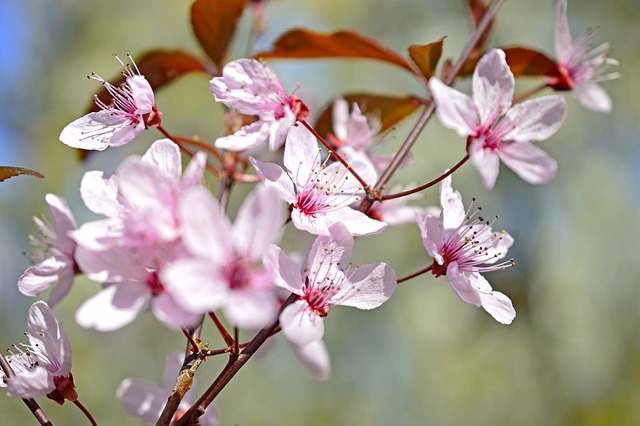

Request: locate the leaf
(191, 0), (250, 69)
(255, 28), (416, 74)
(408, 38), (445, 80)
(314, 94), (426, 138)
(503, 47), (558, 77)
(0, 166), (44, 183)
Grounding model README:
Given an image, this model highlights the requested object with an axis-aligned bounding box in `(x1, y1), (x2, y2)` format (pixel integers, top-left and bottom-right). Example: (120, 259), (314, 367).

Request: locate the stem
(357, 0), (506, 212)
(512, 82), (549, 104)
(73, 399), (97, 426)
(380, 154), (469, 201)
(174, 136), (225, 164)
(157, 126), (224, 178)
(1, 353), (54, 426)
(175, 294), (299, 426)
(208, 313), (234, 347)
(181, 329), (201, 353)
(398, 264), (433, 284)
(300, 120), (372, 193)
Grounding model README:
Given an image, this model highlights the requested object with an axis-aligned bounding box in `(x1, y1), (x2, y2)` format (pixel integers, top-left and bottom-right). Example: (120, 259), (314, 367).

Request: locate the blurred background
(1, 0), (638, 424)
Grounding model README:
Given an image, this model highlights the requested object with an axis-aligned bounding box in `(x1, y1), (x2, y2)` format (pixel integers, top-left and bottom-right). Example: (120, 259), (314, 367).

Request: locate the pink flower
(74, 243), (201, 331)
(430, 49), (567, 189)
(60, 55), (161, 151)
(161, 185), (284, 329)
(416, 175), (516, 324)
(210, 58), (309, 151)
(251, 124), (386, 236)
(547, 0), (620, 112)
(117, 353), (217, 425)
(266, 222), (396, 346)
(18, 194), (78, 306)
(72, 139), (206, 250)
(1, 301), (77, 403)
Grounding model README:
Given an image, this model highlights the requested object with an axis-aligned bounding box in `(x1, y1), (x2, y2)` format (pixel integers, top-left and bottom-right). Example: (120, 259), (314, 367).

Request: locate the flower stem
(300, 120), (372, 194)
(512, 82), (549, 104)
(398, 265), (433, 284)
(73, 399), (97, 426)
(208, 312), (235, 347)
(380, 154), (469, 201)
(357, 0), (506, 212)
(174, 293), (299, 426)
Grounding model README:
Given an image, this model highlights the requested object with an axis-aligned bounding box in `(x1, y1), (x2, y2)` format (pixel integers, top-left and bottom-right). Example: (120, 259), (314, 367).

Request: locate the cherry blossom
(1, 301), (77, 403)
(266, 222), (396, 347)
(547, 0), (620, 112)
(429, 49), (567, 189)
(74, 243), (201, 331)
(210, 58), (309, 151)
(161, 185), (284, 329)
(117, 353), (217, 425)
(251, 124), (386, 236)
(72, 138), (206, 250)
(60, 55), (161, 151)
(416, 175), (515, 324)
(18, 194), (78, 306)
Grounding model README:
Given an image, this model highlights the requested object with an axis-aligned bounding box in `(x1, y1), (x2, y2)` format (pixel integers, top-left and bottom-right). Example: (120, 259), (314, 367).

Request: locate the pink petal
(141, 139), (182, 180)
(151, 293), (203, 330)
(283, 124), (320, 179)
(498, 142), (558, 184)
(499, 96), (566, 142)
(429, 77), (477, 137)
(75, 283), (148, 331)
(417, 214), (445, 264)
(332, 98), (350, 140)
(59, 111), (130, 151)
(250, 158), (296, 201)
(445, 263), (482, 307)
(319, 208), (387, 237)
(555, 0), (573, 61)
(439, 175), (465, 230)
(279, 300), (324, 346)
(224, 289), (277, 329)
(45, 194), (77, 252)
(333, 262), (396, 310)
(290, 339), (331, 380)
(469, 273), (516, 324)
(181, 151), (207, 189)
(469, 138), (501, 189)
(179, 187), (233, 260)
(27, 301), (72, 374)
(47, 268), (74, 307)
(18, 257), (68, 297)
(573, 83), (612, 113)
(128, 75), (155, 114)
(233, 186), (284, 261)
(161, 258), (228, 314)
(268, 106), (296, 151)
(473, 49), (514, 124)
(308, 222), (354, 274)
(79, 171), (122, 217)
(215, 120), (272, 151)
(5, 366), (54, 399)
(117, 379), (167, 424)
(265, 245), (304, 294)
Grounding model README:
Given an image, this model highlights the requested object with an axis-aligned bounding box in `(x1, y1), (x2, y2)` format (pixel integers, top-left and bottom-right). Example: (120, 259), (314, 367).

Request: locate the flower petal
(498, 142), (558, 184)
(75, 283), (148, 331)
(250, 157), (296, 201)
(573, 83), (612, 113)
(469, 138), (501, 189)
(555, 0), (573, 61)
(214, 120), (272, 151)
(445, 263), (482, 307)
(473, 49), (514, 124)
(117, 379), (167, 425)
(264, 244), (304, 295)
(498, 96), (566, 143)
(429, 77), (477, 137)
(334, 262), (396, 310)
(290, 339), (331, 380)
(59, 111), (129, 151)
(469, 273), (516, 324)
(279, 300), (324, 346)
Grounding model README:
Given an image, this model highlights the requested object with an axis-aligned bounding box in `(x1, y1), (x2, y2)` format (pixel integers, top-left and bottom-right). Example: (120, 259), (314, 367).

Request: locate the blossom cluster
(1, 0), (619, 424)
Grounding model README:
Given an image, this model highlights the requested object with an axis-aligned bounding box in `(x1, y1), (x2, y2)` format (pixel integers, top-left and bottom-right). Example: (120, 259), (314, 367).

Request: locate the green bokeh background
(1, 0), (638, 425)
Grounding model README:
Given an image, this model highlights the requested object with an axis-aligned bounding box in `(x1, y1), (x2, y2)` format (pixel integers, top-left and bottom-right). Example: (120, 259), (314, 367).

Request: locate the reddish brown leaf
(314, 94), (426, 138)
(191, 0), (249, 69)
(503, 47), (558, 77)
(0, 166), (44, 183)
(255, 29), (416, 74)
(408, 38), (445, 80)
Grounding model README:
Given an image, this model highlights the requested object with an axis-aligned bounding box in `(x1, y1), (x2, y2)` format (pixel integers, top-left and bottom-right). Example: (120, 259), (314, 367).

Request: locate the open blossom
(210, 58), (309, 151)
(117, 353), (217, 425)
(60, 55), (161, 151)
(266, 222), (396, 346)
(72, 138), (206, 250)
(416, 175), (515, 324)
(19, 194), (78, 306)
(430, 49), (567, 189)
(161, 185), (284, 329)
(546, 0), (620, 112)
(251, 124), (386, 236)
(1, 301), (77, 403)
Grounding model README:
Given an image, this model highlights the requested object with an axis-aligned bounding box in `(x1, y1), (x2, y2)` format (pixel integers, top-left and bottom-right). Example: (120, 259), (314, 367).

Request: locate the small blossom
(162, 185), (284, 329)
(430, 49), (567, 189)
(547, 0), (620, 112)
(117, 353), (217, 425)
(416, 175), (516, 324)
(266, 222), (396, 346)
(210, 58), (309, 151)
(60, 55), (161, 151)
(251, 124), (386, 236)
(19, 194), (78, 307)
(1, 301), (77, 403)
